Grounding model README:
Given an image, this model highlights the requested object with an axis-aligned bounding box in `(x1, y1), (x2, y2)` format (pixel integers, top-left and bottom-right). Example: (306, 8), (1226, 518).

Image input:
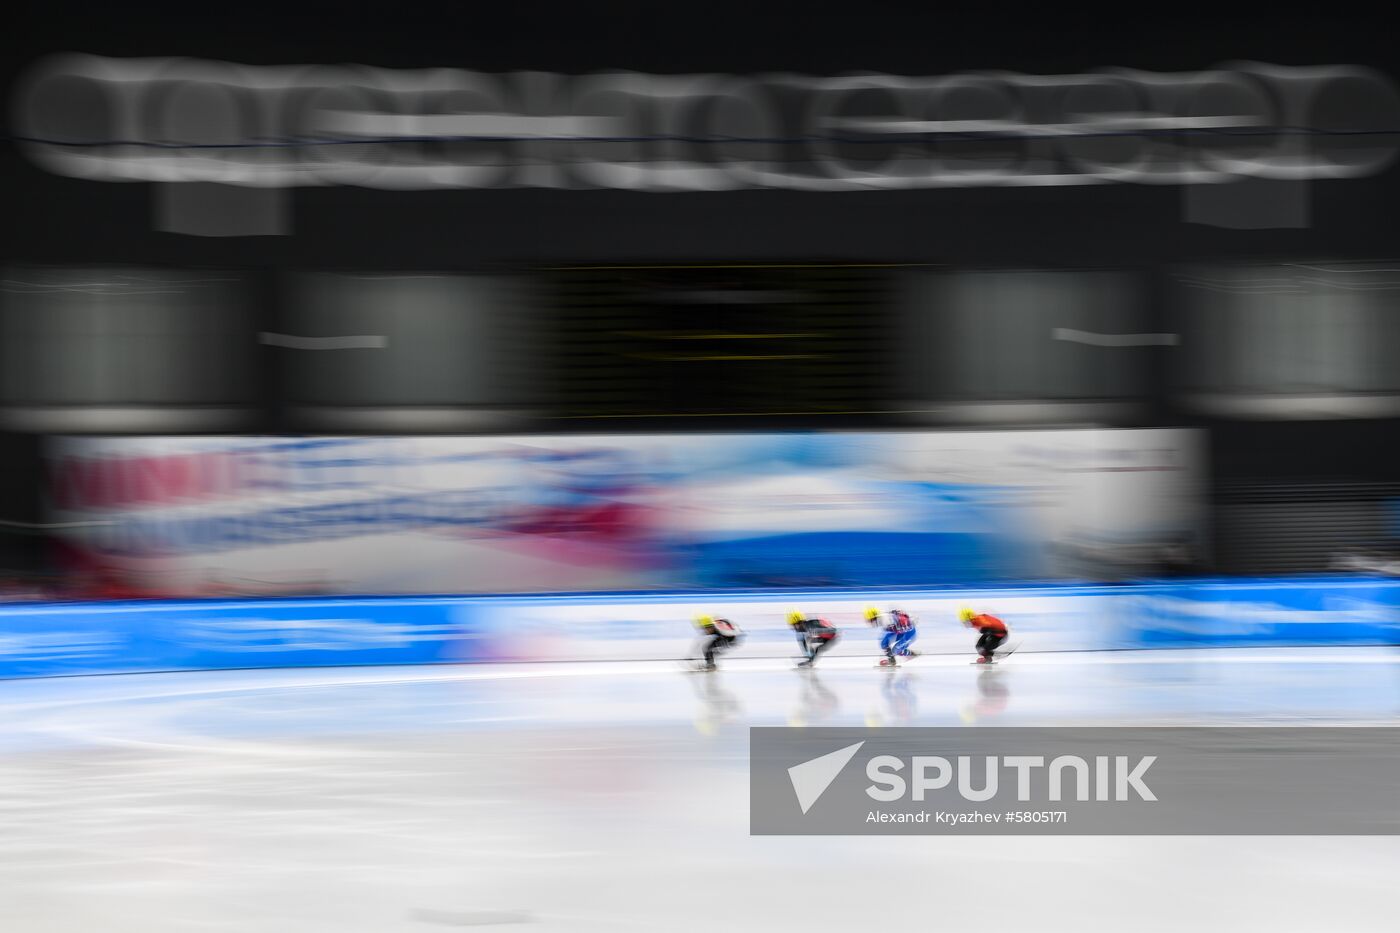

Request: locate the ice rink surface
(2, 648), (1400, 932)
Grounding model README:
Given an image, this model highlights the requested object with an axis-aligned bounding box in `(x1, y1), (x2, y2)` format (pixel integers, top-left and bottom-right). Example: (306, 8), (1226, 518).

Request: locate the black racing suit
(698, 619), (742, 667)
(792, 618), (839, 664)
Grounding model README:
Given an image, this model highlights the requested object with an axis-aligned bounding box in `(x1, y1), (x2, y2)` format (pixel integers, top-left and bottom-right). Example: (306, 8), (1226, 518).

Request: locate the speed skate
(973, 639), (1023, 665)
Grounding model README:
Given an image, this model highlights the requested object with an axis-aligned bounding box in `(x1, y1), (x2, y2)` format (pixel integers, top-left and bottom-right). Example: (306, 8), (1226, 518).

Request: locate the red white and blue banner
(46, 430), (1203, 598)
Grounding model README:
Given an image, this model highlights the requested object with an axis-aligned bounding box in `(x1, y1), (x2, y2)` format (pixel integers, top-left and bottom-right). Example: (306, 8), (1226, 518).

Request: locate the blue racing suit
(879, 610), (917, 658)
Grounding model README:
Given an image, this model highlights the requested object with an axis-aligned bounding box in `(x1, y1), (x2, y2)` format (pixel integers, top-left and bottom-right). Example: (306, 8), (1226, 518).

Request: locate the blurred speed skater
(865, 606), (918, 667)
(960, 606), (1009, 664)
(788, 610), (839, 668)
(692, 615), (742, 671)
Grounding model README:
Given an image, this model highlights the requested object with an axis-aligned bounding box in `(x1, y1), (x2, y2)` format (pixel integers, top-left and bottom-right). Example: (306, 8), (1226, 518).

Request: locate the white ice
(1, 648), (1399, 932)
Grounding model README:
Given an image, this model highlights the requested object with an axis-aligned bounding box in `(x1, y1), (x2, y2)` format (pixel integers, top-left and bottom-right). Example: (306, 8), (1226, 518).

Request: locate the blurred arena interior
(3, 2), (1400, 931)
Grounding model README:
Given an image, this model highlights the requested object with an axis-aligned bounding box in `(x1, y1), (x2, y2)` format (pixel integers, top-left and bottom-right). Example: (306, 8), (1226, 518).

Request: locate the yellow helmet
(958, 606), (977, 623)
(787, 610), (804, 626)
(695, 614), (715, 629)
(863, 606), (880, 622)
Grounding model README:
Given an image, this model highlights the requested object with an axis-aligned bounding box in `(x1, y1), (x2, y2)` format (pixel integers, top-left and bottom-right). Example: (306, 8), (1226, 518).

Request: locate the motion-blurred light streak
(15, 57), (1400, 190)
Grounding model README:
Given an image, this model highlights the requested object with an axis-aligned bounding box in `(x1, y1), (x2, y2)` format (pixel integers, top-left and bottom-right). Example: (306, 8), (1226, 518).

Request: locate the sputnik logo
(787, 741), (865, 815)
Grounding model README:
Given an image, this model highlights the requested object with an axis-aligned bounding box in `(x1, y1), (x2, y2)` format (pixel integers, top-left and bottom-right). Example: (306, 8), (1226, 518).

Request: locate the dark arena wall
(3, 2), (1400, 581)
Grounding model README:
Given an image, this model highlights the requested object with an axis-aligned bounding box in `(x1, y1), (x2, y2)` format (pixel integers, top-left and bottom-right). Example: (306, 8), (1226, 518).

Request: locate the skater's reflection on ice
(688, 670), (743, 736)
(959, 667), (1011, 724)
(866, 670), (919, 726)
(789, 669), (841, 726)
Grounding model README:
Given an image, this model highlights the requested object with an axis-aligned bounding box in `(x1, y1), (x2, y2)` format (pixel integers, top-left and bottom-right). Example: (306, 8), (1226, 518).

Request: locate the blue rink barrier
(1118, 576), (1400, 649)
(0, 576), (1398, 679)
(0, 597), (494, 679)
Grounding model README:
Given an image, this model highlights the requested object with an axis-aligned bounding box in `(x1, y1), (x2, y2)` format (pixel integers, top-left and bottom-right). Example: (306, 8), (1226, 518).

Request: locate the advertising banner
(1120, 577), (1400, 648)
(0, 597), (490, 679)
(1, 577), (1398, 680)
(46, 430), (1203, 597)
